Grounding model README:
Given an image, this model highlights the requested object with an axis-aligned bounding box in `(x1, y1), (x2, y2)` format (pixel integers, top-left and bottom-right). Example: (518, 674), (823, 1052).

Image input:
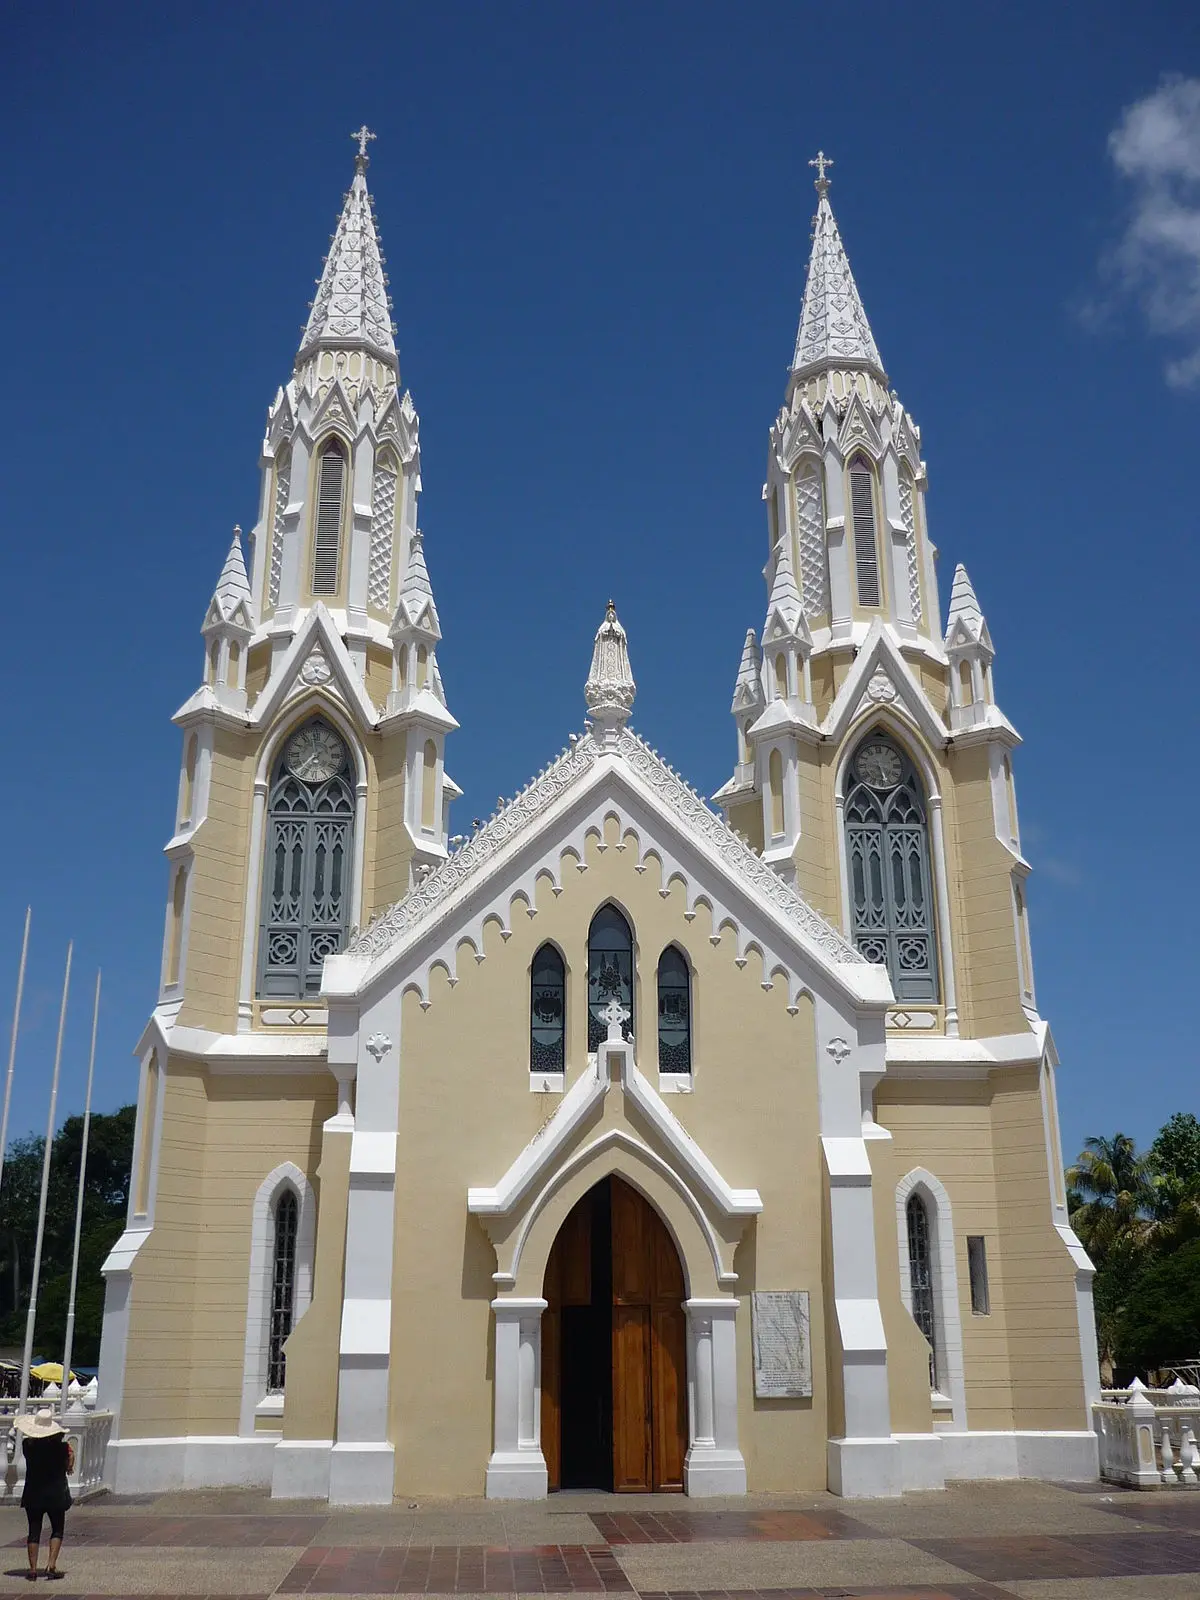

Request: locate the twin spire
(791, 152), (884, 384)
(298, 126), (396, 369)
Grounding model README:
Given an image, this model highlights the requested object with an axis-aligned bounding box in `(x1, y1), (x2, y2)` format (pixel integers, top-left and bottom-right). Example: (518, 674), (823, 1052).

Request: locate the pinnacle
(213, 527), (252, 613)
(792, 185), (884, 383)
(297, 145), (397, 368)
(763, 536), (807, 641)
(946, 563), (984, 633)
(390, 530), (441, 639)
(732, 628), (764, 714)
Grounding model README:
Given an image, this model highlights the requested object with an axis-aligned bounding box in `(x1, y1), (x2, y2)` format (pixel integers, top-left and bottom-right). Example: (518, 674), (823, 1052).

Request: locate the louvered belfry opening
(311, 442), (346, 595)
(849, 456), (881, 607)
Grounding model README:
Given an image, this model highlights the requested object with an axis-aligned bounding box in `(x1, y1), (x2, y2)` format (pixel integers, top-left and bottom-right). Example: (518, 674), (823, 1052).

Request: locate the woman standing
(14, 1410), (74, 1581)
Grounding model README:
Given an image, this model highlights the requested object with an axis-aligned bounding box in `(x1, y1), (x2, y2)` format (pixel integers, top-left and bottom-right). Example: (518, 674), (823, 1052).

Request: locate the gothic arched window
(657, 946), (691, 1074)
(587, 905), (633, 1050)
(530, 944), (566, 1073)
(848, 455), (881, 608)
(311, 441), (347, 596)
(844, 733), (939, 1002)
(267, 1188), (299, 1393)
(905, 1191), (938, 1389)
(258, 720), (355, 997)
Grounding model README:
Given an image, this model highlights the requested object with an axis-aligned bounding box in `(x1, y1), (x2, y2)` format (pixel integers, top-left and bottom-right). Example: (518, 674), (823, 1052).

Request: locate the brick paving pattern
(913, 1528), (1200, 1581)
(276, 1542), (632, 1593)
(591, 1511), (873, 1544)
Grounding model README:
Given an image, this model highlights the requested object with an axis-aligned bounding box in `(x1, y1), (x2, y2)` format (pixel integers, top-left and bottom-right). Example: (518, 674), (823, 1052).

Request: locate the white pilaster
(683, 1299), (746, 1495)
(485, 1298), (549, 1498)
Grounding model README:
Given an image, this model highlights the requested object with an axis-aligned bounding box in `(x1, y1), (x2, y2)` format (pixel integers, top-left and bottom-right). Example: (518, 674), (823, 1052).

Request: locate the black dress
(21, 1436), (72, 1513)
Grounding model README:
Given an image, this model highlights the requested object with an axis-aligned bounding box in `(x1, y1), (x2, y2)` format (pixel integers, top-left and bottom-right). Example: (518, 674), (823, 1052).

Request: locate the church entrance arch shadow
(542, 1175), (687, 1493)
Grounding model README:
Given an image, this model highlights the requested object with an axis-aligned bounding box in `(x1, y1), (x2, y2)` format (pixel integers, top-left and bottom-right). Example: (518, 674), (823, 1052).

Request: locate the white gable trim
(250, 603), (379, 733)
(822, 619), (947, 752)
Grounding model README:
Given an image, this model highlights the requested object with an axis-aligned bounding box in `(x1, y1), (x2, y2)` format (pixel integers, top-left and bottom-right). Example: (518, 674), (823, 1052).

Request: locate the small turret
(759, 536), (814, 714)
(201, 528), (255, 710)
(944, 565), (995, 730)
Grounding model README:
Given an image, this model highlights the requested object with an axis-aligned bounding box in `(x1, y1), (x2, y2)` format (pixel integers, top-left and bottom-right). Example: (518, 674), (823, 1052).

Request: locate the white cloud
(1107, 75), (1200, 389)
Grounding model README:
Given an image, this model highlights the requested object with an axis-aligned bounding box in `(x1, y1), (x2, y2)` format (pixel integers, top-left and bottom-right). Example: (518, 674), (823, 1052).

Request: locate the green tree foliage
(0, 1105), (135, 1366)
(1068, 1115), (1200, 1380)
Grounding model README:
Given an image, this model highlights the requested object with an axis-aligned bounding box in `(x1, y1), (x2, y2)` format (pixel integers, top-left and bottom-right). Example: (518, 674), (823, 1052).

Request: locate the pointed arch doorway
(542, 1176), (688, 1492)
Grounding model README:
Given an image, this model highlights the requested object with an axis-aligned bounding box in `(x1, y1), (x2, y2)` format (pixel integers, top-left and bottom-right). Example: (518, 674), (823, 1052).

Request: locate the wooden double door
(542, 1176), (688, 1492)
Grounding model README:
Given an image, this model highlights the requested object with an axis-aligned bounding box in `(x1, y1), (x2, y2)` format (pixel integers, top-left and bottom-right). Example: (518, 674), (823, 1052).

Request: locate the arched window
(587, 905), (633, 1050)
(258, 720), (355, 997)
(848, 455), (881, 607)
(530, 944), (566, 1073)
(421, 739), (438, 832)
(311, 442), (346, 595)
(180, 733), (198, 827)
(906, 1191), (938, 1389)
(656, 946), (691, 1074)
(773, 653), (788, 700)
(768, 747), (785, 837)
(166, 865), (188, 986)
(844, 733), (938, 1001)
(267, 1188), (299, 1393)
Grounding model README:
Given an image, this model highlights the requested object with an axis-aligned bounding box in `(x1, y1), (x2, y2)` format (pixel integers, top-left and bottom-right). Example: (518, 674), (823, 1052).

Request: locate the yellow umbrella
(28, 1363), (77, 1384)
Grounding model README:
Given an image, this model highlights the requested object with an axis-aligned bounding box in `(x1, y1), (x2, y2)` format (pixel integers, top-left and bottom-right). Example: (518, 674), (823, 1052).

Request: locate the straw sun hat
(13, 1410), (64, 1439)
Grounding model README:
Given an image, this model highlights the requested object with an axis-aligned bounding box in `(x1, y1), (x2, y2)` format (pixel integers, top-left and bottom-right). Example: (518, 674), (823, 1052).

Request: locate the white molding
(271, 1438), (332, 1500)
(238, 1162), (317, 1435)
(894, 1168), (967, 1430)
(104, 1435), (278, 1494)
(486, 1298), (549, 1499)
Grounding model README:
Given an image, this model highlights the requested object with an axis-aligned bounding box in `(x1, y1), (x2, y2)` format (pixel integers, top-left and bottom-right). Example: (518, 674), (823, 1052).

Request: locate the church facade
(98, 139), (1101, 1505)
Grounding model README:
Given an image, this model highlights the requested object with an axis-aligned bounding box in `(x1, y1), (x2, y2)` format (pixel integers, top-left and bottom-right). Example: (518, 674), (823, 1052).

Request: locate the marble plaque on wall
(751, 1290), (812, 1399)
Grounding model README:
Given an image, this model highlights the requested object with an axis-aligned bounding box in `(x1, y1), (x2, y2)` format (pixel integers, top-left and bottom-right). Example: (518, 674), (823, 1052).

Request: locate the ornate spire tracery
(298, 136), (396, 370)
(792, 158), (884, 383)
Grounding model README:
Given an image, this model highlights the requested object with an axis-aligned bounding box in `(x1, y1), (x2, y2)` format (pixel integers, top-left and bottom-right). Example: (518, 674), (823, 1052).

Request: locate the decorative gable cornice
(339, 727), (868, 984)
(822, 618), (948, 750)
(240, 603), (380, 732)
(774, 397), (823, 472)
(837, 391), (884, 461)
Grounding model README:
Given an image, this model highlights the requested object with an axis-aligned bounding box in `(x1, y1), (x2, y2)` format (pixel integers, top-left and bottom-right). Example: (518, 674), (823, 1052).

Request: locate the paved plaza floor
(0, 1478), (1198, 1598)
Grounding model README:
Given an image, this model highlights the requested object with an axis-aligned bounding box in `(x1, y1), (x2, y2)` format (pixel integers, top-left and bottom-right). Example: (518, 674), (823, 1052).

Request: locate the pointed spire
(212, 526), (252, 615)
(944, 563), (987, 646)
(792, 156), (884, 383)
(763, 535), (808, 643)
(585, 600), (636, 741)
(390, 530), (441, 639)
(298, 129), (396, 370)
(731, 628), (765, 716)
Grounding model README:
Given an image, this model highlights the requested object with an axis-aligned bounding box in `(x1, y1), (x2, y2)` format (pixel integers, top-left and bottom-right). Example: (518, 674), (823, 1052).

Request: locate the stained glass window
(267, 1188), (298, 1393)
(531, 944), (566, 1073)
(844, 734), (939, 1002)
(906, 1191), (938, 1389)
(657, 946), (691, 1074)
(587, 905), (633, 1051)
(257, 720), (354, 997)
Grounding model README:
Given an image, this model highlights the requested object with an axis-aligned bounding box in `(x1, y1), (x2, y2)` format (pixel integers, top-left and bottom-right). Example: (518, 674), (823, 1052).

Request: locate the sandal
(46, 1573), (64, 1582)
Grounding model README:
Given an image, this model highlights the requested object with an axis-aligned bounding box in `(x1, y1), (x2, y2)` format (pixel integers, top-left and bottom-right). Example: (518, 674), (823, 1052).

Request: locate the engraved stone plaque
(752, 1290), (812, 1399)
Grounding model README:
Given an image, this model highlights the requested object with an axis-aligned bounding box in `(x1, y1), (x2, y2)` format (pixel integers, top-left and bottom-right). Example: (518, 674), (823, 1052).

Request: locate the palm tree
(1067, 1133), (1156, 1260)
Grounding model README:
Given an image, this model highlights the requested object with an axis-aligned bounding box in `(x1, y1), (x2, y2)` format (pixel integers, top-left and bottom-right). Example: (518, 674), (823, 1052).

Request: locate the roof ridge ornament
(352, 123), (377, 170)
(585, 599), (636, 746)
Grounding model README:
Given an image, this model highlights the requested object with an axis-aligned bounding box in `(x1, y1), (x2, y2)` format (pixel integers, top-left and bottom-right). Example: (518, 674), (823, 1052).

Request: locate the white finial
(809, 150), (834, 195)
(585, 598), (636, 745)
(600, 998), (630, 1043)
(792, 157), (884, 381)
(352, 124), (377, 164)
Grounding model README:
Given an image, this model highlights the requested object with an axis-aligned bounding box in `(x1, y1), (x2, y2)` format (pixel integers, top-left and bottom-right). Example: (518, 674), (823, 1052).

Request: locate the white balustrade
(0, 1397), (113, 1501)
(1094, 1380), (1200, 1489)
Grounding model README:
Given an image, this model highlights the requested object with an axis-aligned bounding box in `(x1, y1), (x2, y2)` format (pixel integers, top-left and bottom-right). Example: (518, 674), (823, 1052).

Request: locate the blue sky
(1, 1), (1197, 1166)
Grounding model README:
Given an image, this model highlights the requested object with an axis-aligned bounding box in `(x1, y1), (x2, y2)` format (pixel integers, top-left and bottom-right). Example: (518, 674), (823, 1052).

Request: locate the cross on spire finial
(809, 150), (833, 196)
(352, 124), (377, 162)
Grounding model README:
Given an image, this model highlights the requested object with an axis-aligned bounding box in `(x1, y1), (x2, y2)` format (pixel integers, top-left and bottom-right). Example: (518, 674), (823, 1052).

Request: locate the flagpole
(60, 970), (99, 1419)
(17, 942), (71, 1421)
(0, 908), (31, 1200)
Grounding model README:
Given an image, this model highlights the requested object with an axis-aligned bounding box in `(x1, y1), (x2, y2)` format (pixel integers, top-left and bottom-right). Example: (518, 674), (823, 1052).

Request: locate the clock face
(285, 725), (345, 784)
(855, 741), (903, 789)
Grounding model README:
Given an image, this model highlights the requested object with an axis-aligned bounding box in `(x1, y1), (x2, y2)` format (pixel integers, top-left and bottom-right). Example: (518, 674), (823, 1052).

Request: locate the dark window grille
(657, 946), (692, 1074)
(967, 1235), (991, 1315)
(906, 1192), (938, 1389)
(587, 905), (633, 1050)
(312, 445), (346, 595)
(258, 721), (354, 997)
(267, 1189), (299, 1393)
(530, 944), (566, 1072)
(845, 735), (939, 1002)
